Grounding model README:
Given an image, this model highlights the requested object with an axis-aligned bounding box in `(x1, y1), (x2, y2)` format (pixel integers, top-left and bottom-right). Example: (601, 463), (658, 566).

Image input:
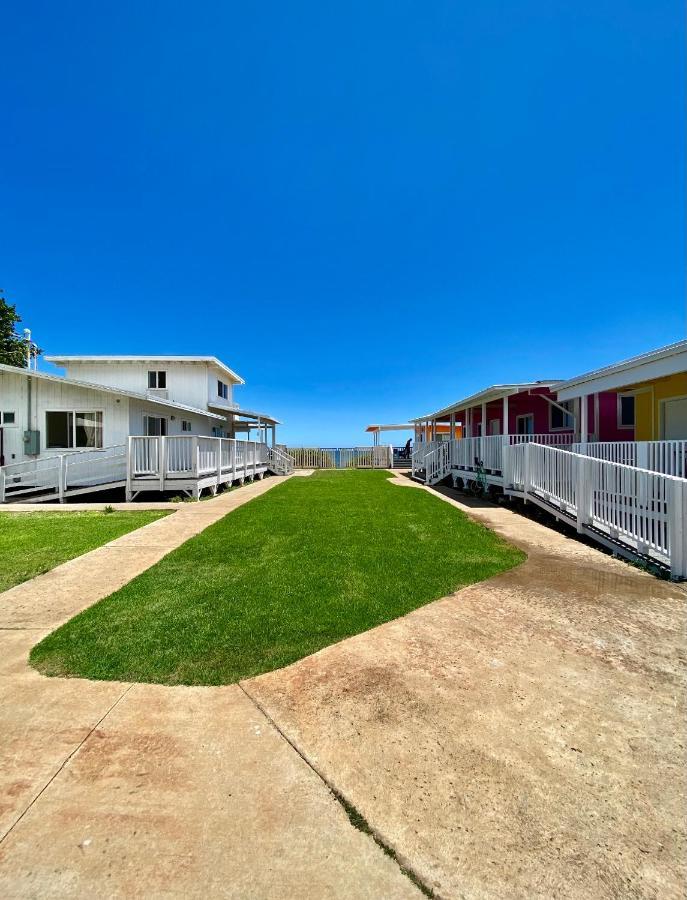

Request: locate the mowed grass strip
(0, 510), (170, 593)
(31, 471), (525, 685)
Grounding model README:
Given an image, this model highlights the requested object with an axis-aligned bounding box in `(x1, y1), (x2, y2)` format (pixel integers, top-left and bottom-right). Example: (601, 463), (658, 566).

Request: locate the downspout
(27, 374), (32, 453)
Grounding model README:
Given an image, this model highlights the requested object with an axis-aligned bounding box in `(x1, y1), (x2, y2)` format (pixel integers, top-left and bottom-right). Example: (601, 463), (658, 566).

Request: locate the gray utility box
(23, 430), (40, 455)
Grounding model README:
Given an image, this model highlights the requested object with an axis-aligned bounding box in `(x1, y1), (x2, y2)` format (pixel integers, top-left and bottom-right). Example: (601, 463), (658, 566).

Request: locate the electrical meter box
(23, 430), (40, 455)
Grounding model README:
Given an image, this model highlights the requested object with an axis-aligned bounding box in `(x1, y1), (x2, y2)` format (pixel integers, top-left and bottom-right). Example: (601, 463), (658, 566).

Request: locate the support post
(523, 441), (531, 500)
(503, 394), (509, 437)
(580, 395), (588, 448)
(58, 455), (66, 502)
(669, 477), (686, 579)
(192, 436), (199, 479)
(576, 455), (593, 533)
(159, 436), (167, 492)
(126, 436), (133, 502)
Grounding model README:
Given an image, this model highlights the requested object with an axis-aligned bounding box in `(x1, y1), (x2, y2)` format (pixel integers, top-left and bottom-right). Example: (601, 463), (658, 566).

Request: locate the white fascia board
(557, 345), (687, 400)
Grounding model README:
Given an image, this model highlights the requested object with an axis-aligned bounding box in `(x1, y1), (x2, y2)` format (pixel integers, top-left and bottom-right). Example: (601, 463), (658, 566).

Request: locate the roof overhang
(208, 402), (281, 425)
(411, 382), (561, 422)
(0, 364), (227, 421)
(45, 355), (245, 385)
(556, 341), (687, 400)
(365, 424), (414, 433)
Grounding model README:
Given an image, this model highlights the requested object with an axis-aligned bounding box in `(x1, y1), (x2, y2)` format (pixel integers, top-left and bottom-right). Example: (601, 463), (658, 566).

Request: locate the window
(144, 415), (167, 436)
(148, 370), (167, 389)
(217, 379), (228, 400)
(0, 411), (15, 425)
(46, 411), (103, 449)
(489, 419), (500, 435)
(550, 399), (575, 431)
(516, 414), (534, 435)
(618, 393), (635, 429)
(181, 420), (192, 432)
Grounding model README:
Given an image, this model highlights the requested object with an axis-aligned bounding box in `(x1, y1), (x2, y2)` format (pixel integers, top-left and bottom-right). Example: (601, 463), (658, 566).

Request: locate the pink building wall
(464, 387), (633, 440)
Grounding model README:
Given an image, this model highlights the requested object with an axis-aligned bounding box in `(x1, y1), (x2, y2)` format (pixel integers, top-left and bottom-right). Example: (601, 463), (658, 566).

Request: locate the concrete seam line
(0, 682), (134, 845)
(238, 682), (440, 900)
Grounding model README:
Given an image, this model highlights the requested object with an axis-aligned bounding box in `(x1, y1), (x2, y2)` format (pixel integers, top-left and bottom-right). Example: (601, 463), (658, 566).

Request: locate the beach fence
(286, 446), (394, 469)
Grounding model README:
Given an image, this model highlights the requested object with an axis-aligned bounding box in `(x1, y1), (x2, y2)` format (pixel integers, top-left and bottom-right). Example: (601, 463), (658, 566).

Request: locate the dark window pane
(46, 411), (72, 448)
(620, 395), (635, 427)
(148, 371), (157, 388)
(157, 371), (166, 389)
(3, 412), (15, 424)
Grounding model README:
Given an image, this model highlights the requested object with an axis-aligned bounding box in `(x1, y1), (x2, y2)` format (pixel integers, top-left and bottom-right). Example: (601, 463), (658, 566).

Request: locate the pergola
(226, 408), (282, 446)
(364, 424), (414, 446)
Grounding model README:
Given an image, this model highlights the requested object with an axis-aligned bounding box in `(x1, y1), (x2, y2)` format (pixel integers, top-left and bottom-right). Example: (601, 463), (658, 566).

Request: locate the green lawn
(30, 471), (525, 685)
(0, 510), (170, 593)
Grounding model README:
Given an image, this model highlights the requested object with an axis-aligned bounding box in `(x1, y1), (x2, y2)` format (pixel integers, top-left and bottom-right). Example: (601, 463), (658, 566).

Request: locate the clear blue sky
(1, 1), (684, 445)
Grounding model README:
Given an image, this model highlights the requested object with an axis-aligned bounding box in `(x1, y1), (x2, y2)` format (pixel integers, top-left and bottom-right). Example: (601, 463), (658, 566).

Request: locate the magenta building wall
(465, 388), (634, 440)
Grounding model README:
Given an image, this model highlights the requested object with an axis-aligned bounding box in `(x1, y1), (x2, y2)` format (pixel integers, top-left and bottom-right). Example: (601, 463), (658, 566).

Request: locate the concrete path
(0, 475), (419, 899)
(1, 470), (685, 898)
(245, 474), (687, 899)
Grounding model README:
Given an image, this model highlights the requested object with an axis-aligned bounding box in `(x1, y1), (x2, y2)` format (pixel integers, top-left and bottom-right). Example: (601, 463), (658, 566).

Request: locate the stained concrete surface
(0, 476), (420, 898)
(1, 470), (685, 898)
(244, 475), (687, 899)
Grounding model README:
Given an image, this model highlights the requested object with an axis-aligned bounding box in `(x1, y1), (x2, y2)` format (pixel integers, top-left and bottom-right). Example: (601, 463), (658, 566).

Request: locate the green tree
(0, 291), (40, 367)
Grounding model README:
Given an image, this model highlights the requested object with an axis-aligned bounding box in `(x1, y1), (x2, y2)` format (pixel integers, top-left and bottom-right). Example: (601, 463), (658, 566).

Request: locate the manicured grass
(31, 471), (525, 685)
(0, 510), (170, 593)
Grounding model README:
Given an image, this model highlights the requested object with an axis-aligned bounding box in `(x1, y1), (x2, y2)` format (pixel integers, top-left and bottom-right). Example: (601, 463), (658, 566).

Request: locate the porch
(412, 435), (687, 578)
(0, 436), (295, 504)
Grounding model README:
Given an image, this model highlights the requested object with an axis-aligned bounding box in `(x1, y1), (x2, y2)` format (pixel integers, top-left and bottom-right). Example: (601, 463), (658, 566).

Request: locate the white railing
(448, 433), (577, 480)
(412, 440), (441, 479)
(267, 446), (296, 475)
(0, 445), (127, 502)
(508, 442), (686, 578)
(573, 440), (687, 479)
(287, 446), (394, 469)
(128, 436), (271, 483)
(425, 441), (451, 484)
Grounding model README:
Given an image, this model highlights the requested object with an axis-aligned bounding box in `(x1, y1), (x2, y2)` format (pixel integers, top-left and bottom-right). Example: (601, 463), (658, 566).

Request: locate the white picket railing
(412, 440), (442, 479)
(128, 436), (274, 483)
(508, 442), (686, 578)
(267, 446), (296, 475)
(287, 446), (394, 469)
(0, 445), (127, 502)
(425, 441), (451, 484)
(572, 440), (687, 479)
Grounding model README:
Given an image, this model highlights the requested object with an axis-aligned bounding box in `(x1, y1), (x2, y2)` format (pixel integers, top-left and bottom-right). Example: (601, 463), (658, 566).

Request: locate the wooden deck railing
(572, 440), (687, 478)
(507, 442), (685, 577)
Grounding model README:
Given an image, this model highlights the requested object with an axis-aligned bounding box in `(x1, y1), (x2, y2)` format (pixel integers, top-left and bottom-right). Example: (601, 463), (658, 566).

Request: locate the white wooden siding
(59, 361), (218, 411)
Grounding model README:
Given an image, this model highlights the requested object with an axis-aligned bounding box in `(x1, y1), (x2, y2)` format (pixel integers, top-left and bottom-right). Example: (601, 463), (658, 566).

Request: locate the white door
(663, 398), (687, 439)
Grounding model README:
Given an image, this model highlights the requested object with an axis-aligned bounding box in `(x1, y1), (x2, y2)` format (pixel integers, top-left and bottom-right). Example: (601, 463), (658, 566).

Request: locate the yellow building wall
(631, 373), (687, 440)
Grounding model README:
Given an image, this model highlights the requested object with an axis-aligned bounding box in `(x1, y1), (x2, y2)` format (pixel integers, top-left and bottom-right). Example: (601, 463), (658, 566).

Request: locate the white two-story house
(0, 355), (287, 501)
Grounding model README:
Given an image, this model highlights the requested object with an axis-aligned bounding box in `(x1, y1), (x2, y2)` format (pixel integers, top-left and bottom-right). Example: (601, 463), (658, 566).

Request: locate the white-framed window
(617, 393), (635, 429)
(489, 419), (500, 435)
(148, 370), (167, 389)
(181, 420), (192, 432)
(217, 379), (228, 400)
(516, 414), (534, 435)
(0, 411), (16, 426)
(550, 399), (575, 431)
(46, 411), (103, 449)
(143, 415), (167, 436)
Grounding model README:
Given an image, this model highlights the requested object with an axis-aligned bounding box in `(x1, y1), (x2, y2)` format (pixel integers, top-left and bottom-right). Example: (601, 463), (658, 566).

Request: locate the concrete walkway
(0, 476), (419, 899)
(246, 474), (687, 899)
(1, 470), (685, 898)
